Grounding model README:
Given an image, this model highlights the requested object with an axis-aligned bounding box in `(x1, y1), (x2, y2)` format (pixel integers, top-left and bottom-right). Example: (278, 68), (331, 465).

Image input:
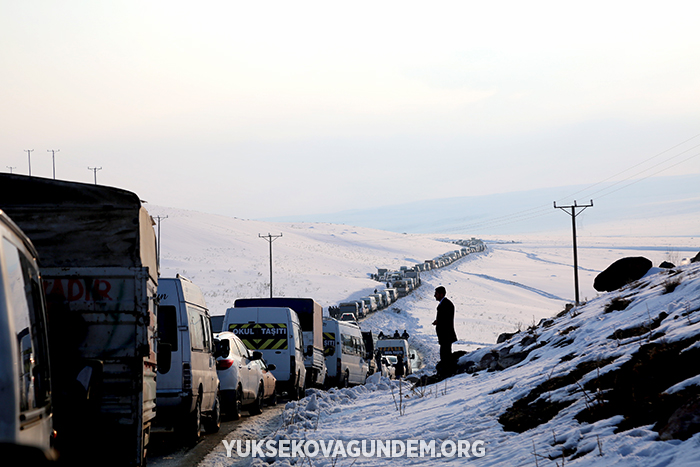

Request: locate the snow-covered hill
(205, 262), (700, 467)
(153, 204), (699, 466)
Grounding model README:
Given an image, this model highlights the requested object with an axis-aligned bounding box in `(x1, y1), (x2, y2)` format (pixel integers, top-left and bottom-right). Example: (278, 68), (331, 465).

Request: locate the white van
(323, 318), (368, 387)
(0, 211), (54, 460)
(223, 306), (306, 400)
(155, 276), (220, 443)
(376, 338), (413, 376)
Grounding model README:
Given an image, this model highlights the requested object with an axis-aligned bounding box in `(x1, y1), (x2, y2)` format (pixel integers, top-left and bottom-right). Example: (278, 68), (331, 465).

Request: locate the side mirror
(410, 354), (416, 359)
(251, 351), (263, 361)
(267, 364), (276, 371)
(158, 343), (172, 374)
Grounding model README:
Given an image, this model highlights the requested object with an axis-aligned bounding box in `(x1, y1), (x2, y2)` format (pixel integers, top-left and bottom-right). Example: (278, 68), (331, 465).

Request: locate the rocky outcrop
(594, 256), (653, 292)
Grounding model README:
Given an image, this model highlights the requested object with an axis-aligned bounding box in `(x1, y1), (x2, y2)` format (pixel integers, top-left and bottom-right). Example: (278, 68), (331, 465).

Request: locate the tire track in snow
(456, 270), (567, 301)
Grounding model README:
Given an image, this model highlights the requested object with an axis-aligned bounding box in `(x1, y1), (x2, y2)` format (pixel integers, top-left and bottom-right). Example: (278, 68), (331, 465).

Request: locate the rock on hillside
(457, 261), (700, 461)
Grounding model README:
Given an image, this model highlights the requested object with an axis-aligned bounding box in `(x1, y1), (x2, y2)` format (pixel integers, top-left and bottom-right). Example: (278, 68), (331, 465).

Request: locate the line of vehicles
(329, 238), (486, 321)
(0, 174), (484, 465)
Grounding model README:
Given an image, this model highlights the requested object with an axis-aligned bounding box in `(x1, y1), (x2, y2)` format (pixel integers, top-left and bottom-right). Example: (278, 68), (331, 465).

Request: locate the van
(0, 211), (53, 459)
(360, 296), (377, 313)
(155, 276), (221, 442)
(232, 298), (326, 390)
(376, 338), (413, 375)
(223, 306), (306, 400)
(323, 318), (368, 387)
(370, 293), (387, 309)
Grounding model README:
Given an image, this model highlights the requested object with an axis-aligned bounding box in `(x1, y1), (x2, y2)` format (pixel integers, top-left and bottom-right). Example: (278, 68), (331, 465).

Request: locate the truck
(233, 298), (327, 389)
(0, 174), (158, 466)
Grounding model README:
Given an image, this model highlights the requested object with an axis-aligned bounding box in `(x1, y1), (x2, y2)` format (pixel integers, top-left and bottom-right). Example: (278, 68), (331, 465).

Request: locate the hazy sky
(1, 1), (699, 219)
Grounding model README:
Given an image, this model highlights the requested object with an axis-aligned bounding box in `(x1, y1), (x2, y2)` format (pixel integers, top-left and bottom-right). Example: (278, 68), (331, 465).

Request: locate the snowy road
(147, 406), (284, 467)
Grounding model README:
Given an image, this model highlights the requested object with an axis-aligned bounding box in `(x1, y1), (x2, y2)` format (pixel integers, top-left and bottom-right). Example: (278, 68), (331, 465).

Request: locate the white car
(215, 332), (266, 419)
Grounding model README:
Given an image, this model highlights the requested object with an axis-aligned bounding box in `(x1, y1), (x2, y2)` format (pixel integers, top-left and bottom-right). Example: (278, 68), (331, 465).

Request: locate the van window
(187, 307), (205, 351)
(201, 315), (211, 352)
(157, 305), (178, 351)
(3, 237), (51, 411)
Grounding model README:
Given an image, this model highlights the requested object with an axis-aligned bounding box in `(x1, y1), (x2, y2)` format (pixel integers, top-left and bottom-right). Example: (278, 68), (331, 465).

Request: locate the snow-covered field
(153, 205), (699, 466)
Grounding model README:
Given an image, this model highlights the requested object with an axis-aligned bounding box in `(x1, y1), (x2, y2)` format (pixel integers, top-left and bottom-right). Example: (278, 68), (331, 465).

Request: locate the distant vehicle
(214, 331), (266, 419)
(323, 318), (368, 387)
(1, 174), (158, 466)
(360, 296), (377, 312)
(380, 356), (396, 379)
(384, 288), (398, 302)
(233, 298), (326, 389)
(337, 302), (360, 319)
(223, 306), (307, 400)
(155, 276), (221, 442)
(370, 293), (387, 309)
(376, 338), (413, 375)
(339, 313), (357, 322)
(0, 211), (54, 459)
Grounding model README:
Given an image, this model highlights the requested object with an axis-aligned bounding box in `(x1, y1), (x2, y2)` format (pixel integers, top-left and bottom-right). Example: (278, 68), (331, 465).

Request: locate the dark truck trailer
(0, 174), (158, 466)
(234, 297), (326, 388)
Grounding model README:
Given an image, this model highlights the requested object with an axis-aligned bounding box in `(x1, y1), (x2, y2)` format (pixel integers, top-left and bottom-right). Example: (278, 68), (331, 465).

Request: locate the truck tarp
(0, 174), (157, 277)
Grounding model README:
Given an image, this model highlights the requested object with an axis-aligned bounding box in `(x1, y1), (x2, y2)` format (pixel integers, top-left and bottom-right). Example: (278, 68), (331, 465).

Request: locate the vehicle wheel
(184, 394), (202, 445)
(203, 391), (221, 433)
(230, 385), (243, 420)
(249, 384), (264, 415)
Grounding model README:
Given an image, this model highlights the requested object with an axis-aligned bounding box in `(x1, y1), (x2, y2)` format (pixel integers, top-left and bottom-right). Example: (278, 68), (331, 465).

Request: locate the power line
(439, 133), (700, 233)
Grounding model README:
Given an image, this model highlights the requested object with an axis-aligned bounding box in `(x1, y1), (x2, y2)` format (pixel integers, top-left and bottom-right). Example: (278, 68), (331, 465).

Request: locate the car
(339, 312), (357, 322)
(382, 356), (397, 379)
(214, 331), (266, 419)
(253, 358), (278, 406)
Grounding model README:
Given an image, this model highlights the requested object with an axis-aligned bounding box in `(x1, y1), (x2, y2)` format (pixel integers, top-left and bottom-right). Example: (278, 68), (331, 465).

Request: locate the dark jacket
(436, 297), (457, 345)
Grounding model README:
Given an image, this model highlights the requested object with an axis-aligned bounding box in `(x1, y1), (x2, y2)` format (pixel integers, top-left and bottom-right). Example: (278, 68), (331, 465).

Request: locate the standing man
(432, 286), (457, 376)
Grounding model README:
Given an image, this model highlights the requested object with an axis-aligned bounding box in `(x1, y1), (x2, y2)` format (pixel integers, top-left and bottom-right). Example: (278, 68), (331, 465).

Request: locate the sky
(1, 1), (699, 220)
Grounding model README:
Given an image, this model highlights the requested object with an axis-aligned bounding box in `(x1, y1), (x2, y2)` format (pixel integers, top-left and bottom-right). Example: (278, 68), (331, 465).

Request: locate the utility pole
(47, 149), (60, 179)
(259, 233), (282, 298)
(88, 166), (102, 184)
(24, 149), (34, 176)
(153, 215), (168, 270)
(6, 166), (16, 173)
(554, 200), (593, 306)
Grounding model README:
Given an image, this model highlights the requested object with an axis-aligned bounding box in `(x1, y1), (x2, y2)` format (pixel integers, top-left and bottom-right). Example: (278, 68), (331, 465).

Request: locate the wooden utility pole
(88, 166), (102, 184)
(259, 233), (282, 298)
(554, 200), (593, 306)
(153, 215), (168, 270)
(24, 149), (33, 176)
(48, 149), (60, 179)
